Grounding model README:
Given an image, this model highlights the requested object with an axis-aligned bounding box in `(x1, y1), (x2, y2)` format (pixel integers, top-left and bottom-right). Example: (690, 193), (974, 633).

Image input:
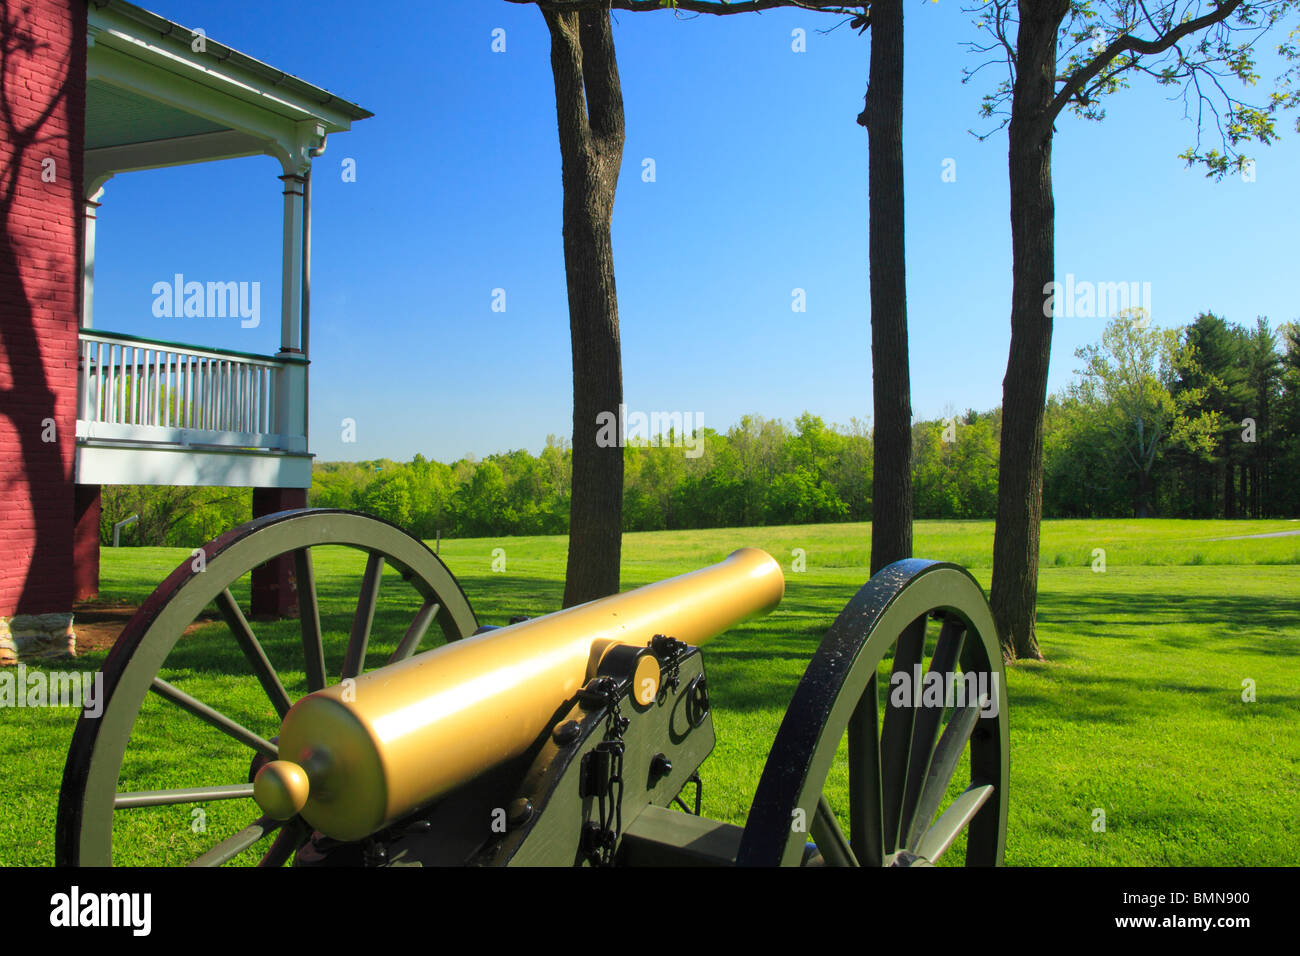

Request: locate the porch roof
(86, 0), (372, 190)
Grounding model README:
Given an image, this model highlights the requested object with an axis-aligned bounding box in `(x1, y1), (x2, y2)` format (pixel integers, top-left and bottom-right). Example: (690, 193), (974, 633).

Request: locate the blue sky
(92, 0), (1300, 463)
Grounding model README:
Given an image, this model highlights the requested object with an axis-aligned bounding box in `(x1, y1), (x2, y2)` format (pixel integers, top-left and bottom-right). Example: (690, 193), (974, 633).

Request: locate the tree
(455, 460), (511, 536)
(965, 0), (1298, 660)
(718, 415), (788, 526)
(405, 454), (457, 538)
(99, 485), (248, 547)
(1042, 393), (1127, 516)
(825, 416), (873, 519)
(859, 0), (913, 574)
(539, 6), (628, 607)
(1275, 322), (1300, 514)
(359, 470), (415, 529)
(1074, 310), (1219, 517)
(1175, 312), (1252, 515)
(1240, 318), (1281, 516)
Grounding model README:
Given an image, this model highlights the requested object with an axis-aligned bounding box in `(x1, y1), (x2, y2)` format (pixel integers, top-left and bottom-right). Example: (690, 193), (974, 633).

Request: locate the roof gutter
(89, 0), (374, 121)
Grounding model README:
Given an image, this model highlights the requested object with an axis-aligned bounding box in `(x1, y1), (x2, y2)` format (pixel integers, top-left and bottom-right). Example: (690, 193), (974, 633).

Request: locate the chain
(579, 677), (629, 866)
(590, 740), (624, 866)
(605, 689), (630, 741)
(650, 634), (686, 695)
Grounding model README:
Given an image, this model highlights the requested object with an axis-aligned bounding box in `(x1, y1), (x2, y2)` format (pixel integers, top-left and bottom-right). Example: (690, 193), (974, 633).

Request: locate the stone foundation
(0, 613), (76, 664)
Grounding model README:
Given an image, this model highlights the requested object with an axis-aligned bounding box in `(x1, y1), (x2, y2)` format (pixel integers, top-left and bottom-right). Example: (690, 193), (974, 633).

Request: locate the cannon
(57, 509), (1008, 867)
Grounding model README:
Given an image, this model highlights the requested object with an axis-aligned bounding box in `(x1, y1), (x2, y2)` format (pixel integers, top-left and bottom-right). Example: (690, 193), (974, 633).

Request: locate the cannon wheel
(56, 509), (478, 867)
(736, 559), (1009, 867)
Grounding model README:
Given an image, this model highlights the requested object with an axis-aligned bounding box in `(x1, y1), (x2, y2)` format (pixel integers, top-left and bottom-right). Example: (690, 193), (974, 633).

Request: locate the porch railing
(76, 330), (306, 452)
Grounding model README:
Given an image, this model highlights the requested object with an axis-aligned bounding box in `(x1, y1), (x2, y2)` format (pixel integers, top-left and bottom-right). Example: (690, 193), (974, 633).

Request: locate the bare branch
(1048, 0), (1244, 122)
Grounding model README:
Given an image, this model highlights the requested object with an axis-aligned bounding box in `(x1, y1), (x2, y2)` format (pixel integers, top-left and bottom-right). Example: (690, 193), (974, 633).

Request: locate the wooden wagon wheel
(56, 509), (478, 867)
(736, 559), (1009, 867)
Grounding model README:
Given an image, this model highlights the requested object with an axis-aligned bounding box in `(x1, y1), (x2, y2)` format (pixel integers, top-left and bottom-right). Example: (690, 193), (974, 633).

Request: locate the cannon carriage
(57, 509), (1008, 867)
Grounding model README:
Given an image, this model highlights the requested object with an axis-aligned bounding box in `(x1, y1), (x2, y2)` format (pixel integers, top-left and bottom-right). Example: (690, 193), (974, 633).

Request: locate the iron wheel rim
(56, 508), (478, 867)
(736, 559), (1009, 867)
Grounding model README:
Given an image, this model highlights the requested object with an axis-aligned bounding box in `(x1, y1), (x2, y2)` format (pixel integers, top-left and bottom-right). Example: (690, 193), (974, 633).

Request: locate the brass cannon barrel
(254, 548), (784, 840)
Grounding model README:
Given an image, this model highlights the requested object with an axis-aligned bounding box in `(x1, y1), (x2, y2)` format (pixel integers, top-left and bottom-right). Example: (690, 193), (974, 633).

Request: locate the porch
(76, 0), (371, 491)
(76, 330), (310, 487)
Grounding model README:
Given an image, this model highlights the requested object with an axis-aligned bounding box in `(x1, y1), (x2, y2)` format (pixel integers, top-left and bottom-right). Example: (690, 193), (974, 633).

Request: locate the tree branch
(506, 0), (863, 13)
(542, 9), (593, 161)
(578, 9), (625, 160)
(1047, 0), (1245, 122)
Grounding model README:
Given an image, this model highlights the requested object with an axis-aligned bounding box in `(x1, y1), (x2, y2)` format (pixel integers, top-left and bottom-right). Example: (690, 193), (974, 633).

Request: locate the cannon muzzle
(254, 548), (784, 840)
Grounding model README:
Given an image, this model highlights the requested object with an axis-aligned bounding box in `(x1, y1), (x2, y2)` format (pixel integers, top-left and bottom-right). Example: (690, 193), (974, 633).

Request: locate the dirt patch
(71, 602), (219, 656)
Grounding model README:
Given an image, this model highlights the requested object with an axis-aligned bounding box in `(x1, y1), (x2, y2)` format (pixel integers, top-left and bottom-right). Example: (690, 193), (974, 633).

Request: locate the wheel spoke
(258, 817), (310, 867)
(389, 600), (440, 664)
(734, 560), (1007, 869)
(958, 641), (1006, 866)
(899, 617), (967, 843)
(904, 698), (985, 851)
(150, 678), (278, 760)
(190, 815), (278, 867)
(115, 783), (254, 809)
(879, 614), (926, 852)
(294, 548), (327, 693)
(914, 783), (995, 863)
(343, 552), (384, 679)
(215, 589), (292, 719)
(811, 795), (859, 867)
(58, 510), (483, 867)
(848, 672), (884, 866)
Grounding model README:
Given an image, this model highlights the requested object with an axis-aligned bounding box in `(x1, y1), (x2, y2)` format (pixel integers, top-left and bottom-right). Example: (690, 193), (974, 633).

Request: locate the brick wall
(0, 0), (87, 617)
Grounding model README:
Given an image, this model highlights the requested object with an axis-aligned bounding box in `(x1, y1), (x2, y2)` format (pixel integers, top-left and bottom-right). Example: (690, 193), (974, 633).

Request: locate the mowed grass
(1, 518), (1296, 866)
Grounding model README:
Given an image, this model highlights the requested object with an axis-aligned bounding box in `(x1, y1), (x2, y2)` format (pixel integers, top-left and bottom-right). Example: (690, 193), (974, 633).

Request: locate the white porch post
(275, 172), (308, 452)
(82, 187), (104, 331)
(78, 187), (105, 424)
(278, 172), (306, 353)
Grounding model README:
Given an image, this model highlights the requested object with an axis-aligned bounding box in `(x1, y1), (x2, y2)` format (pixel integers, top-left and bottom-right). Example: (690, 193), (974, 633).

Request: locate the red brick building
(0, 0), (369, 660)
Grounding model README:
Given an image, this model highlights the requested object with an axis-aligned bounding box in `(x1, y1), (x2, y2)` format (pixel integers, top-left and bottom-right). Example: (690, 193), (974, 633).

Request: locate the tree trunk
(989, 0), (1066, 662)
(863, 0), (912, 576)
(542, 9), (626, 607)
(1239, 460), (1247, 519)
(1135, 467), (1152, 518)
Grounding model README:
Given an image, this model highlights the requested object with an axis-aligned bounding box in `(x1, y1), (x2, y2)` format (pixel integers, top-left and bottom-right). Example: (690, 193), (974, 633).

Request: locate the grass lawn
(2, 518), (1297, 866)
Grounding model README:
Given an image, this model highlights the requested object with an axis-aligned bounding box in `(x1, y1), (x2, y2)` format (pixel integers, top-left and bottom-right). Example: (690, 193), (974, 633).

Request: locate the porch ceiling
(86, 80), (227, 150)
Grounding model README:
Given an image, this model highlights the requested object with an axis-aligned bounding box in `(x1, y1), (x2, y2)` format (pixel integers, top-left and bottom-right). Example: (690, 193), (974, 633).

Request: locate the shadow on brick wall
(0, 0), (81, 615)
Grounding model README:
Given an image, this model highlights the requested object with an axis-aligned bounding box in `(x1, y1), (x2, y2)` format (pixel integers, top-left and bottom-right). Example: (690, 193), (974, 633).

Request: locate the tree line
(99, 310), (1300, 547)
(1049, 312), (1300, 520)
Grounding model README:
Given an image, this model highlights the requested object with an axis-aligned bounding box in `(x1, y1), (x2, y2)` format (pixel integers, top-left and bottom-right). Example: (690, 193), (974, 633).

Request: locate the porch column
(250, 487), (308, 619)
(278, 172), (306, 353)
(261, 165), (312, 619)
(73, 484), (100, 602)
(82, 188), (103, 330)
(275, 172), (308, 454)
